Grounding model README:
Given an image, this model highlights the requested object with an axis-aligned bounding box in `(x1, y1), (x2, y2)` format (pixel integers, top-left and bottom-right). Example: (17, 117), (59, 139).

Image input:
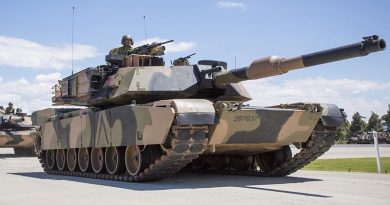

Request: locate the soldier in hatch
(172, 58), (189, 66)
(5, 102), (15, 115)
(109, 35), (134, 56)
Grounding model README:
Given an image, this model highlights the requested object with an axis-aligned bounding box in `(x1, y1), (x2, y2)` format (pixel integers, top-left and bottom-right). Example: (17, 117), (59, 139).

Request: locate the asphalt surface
(1, 146), (390, 205)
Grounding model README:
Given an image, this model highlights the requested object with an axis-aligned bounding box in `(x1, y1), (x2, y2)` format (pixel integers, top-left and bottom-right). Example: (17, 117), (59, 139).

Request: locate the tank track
(187, 123), (336, 177)
(36, 125), (208, 182)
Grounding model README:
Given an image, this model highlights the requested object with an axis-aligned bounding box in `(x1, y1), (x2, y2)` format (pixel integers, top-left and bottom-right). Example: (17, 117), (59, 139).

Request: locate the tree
(366, 112), (383, 131)
(349, 112), (366, 134)
(381, 105), (390, 132)
(336, 119), (350, 142)
(381, 105), (390, 123)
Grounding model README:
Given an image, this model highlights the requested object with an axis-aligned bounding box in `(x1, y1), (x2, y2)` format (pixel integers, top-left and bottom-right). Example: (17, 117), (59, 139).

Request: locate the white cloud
(0, 35), (98, 70)
(242, 77), (390, 121)
(217, 1), (247, 10)
(35, 73), (61, 82)
(134, 37), (196, 53)
(0, 73), (60, 113)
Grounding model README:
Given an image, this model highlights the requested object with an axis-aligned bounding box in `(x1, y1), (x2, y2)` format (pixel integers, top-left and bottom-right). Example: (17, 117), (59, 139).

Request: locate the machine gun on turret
(105, 40), (174, 67)
(130, 40), (174, 56)
(172, 53), (196, 66)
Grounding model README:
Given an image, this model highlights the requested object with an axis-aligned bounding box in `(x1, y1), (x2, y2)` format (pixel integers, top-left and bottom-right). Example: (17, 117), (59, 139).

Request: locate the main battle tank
(32, 35), (385, 181)
(0, 109), (37, 156)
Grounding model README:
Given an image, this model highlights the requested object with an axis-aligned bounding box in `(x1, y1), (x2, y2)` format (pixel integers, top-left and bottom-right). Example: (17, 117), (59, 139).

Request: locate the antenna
(143, 16), (148, 43)
(71, 6), (75, 75)
(234, 56), (237, 69)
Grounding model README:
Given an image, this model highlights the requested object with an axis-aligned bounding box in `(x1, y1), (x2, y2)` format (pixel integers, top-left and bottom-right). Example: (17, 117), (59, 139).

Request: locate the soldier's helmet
(121, 35), (134, 45)
(8, 102), (13, 106)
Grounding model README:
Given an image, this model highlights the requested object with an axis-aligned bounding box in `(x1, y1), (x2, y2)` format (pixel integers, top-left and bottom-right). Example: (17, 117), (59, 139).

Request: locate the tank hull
(36, 105), (175, 150)
(32, 100), (339, 181)
(35, 102), (321, 152)
(0, 114), (37, 156)
(0, 131), (35, 148)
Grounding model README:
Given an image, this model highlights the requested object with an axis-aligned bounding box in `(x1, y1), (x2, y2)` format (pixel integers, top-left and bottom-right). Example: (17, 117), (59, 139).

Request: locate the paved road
(1, 147), (390, 205)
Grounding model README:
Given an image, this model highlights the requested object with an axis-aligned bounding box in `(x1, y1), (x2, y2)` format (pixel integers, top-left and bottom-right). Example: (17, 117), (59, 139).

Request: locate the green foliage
(336, 119), (350, 142)
(381, 106), (390, 123)
(304, 158), (390, 173)
(382, 113), (390, 122)
(366, 112), (383, 131)
(349, 112), (366, 134)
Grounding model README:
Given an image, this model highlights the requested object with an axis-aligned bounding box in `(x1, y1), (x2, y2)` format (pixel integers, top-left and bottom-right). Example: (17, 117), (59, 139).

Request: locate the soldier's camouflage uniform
(109, 46), (133, 56)
(5, 106), (15, 115)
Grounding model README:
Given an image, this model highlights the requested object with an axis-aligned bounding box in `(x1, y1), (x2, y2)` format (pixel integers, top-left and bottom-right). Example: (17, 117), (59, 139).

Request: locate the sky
(0, 0), (389, 121)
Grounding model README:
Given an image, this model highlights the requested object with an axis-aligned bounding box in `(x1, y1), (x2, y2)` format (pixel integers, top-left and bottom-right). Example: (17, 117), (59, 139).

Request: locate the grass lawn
(303, 157), (390, 174)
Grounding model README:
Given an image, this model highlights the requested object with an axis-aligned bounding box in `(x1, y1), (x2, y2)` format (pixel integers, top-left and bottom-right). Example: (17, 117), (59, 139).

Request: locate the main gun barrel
(214, 35), (386, 86)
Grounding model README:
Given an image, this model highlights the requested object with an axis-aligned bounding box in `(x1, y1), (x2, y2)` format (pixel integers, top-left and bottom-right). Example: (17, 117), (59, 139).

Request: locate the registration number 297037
(233, 115), (259, 122)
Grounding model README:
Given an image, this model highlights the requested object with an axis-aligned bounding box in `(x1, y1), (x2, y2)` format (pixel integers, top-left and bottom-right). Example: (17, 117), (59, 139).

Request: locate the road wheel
(125, 145), (143, 176)
(46, 149), (57, 170)
(255, 149), (284, 172)
(105, 147), (124, 175)
(67, 148), (78, 171)
(125, 145), (161, 176)
(91, 147), (105, 173)
(229, 155), (254, 171)
(56, 149), (67, 171)
(78, 148), (90, 172)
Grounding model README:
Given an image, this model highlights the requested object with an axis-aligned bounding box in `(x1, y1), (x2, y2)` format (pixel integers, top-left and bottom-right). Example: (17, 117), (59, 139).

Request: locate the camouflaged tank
(0, 109), (37, 156)
(32, 35), (385, 181)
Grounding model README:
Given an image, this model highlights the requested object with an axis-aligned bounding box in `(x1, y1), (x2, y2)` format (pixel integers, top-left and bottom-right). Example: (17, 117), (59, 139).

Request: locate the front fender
(320, 104), (346, 128)
(154, 99), (216, 125)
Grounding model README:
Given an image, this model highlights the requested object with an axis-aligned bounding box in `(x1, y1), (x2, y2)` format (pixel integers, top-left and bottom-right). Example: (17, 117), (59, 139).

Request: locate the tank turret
(52, 35), (385, 107)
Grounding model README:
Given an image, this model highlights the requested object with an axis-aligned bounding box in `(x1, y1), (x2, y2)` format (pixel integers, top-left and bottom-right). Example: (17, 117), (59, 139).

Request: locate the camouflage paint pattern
(40, 36), (386, 155)
(0, 132), (35, 148)
(38, 105), (175, 150)
(0, 114), (37, 148)
(209, 107), (321, 145)
(56, 67), (101, 104)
